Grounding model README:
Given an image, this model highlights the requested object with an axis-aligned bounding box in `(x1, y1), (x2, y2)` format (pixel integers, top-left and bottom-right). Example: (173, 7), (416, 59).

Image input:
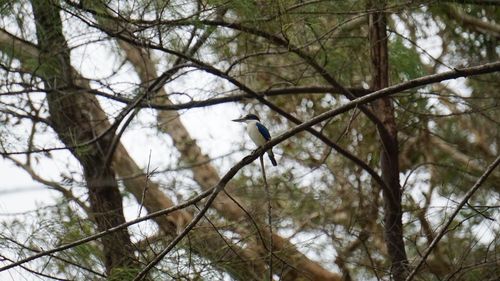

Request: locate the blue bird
(232, 114), (278, 166)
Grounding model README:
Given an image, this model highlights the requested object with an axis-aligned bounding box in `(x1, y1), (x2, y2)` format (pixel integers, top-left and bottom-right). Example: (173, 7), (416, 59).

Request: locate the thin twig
(82, 86), (368, 110)
(222, 190), (307, 278)
(260, 155), (273, 281)
(132, 150), (265, 280)
(193, 204), (260, 279)
(405, 155), (500, 281)
(0, 188), (214, 273)
(138, 149), (153, 217)
(1, 235), (106, 278)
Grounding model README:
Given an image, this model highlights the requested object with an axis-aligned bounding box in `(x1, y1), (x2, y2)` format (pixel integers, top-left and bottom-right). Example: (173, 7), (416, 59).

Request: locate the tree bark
(30, 0), (136, 275)
(368, 3), (409, 280)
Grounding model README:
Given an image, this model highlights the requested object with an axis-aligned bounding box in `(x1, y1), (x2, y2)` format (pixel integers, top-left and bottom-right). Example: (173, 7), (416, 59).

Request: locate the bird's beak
(232, 118), (245, 122)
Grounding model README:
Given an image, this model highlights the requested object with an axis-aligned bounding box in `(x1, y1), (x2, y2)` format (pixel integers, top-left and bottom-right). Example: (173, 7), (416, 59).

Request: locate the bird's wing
(256, 122), (271, 141)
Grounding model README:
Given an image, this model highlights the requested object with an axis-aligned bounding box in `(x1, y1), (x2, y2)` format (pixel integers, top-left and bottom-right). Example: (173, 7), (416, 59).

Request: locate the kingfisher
(232, 114), (278, 166)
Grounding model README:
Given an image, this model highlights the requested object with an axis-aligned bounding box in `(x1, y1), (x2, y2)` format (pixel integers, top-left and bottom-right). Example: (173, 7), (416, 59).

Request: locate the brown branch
(83, 86), (370, 110)
(429, 134), (499, 175)
(0, 28), (39, 61)
(5, 156), (91, 215)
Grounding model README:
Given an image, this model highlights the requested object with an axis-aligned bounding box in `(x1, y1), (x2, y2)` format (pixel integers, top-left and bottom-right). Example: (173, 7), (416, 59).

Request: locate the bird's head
(232, 114), (260, 123)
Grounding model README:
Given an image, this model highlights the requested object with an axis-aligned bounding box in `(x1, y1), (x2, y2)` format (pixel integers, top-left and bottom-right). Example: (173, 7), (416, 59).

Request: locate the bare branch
(5, 156), (91, 215)
(405, 154), (500, 281)
(83, 86), (370, 110)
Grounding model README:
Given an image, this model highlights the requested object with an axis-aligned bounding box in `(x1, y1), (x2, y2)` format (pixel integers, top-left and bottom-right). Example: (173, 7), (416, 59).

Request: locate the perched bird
(232, 114), (278, 166)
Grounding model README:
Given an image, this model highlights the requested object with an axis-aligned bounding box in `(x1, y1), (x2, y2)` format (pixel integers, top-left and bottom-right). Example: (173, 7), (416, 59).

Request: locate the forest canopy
(0, 0), (499, 280)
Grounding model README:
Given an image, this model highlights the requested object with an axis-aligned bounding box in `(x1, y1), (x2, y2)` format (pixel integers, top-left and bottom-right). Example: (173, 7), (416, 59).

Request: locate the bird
(232, 114), (278, 166)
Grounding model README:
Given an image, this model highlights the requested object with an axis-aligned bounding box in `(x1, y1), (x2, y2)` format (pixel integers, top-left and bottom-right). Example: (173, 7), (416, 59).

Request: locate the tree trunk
(30, 0), (136, 275)
(368, 3), (409, 280)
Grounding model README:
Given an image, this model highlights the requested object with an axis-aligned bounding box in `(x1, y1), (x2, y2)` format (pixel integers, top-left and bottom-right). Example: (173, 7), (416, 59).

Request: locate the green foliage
(108, 267), (142, 281)
(389, 37), (426, 82)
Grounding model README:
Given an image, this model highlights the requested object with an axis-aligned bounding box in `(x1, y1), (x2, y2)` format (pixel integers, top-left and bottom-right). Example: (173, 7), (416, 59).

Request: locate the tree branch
(442, 4), (500, 38)
(405, 154), (500, 281)
(0, 188), (213, 273)
(82, 86), (370, 110)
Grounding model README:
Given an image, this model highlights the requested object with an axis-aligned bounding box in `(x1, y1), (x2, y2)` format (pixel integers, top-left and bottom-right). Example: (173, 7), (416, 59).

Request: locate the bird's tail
(267, 150), (277, 166)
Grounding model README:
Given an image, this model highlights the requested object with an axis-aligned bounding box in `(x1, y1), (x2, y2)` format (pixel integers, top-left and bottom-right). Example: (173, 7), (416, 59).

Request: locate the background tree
(0, 0), (499, 280)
